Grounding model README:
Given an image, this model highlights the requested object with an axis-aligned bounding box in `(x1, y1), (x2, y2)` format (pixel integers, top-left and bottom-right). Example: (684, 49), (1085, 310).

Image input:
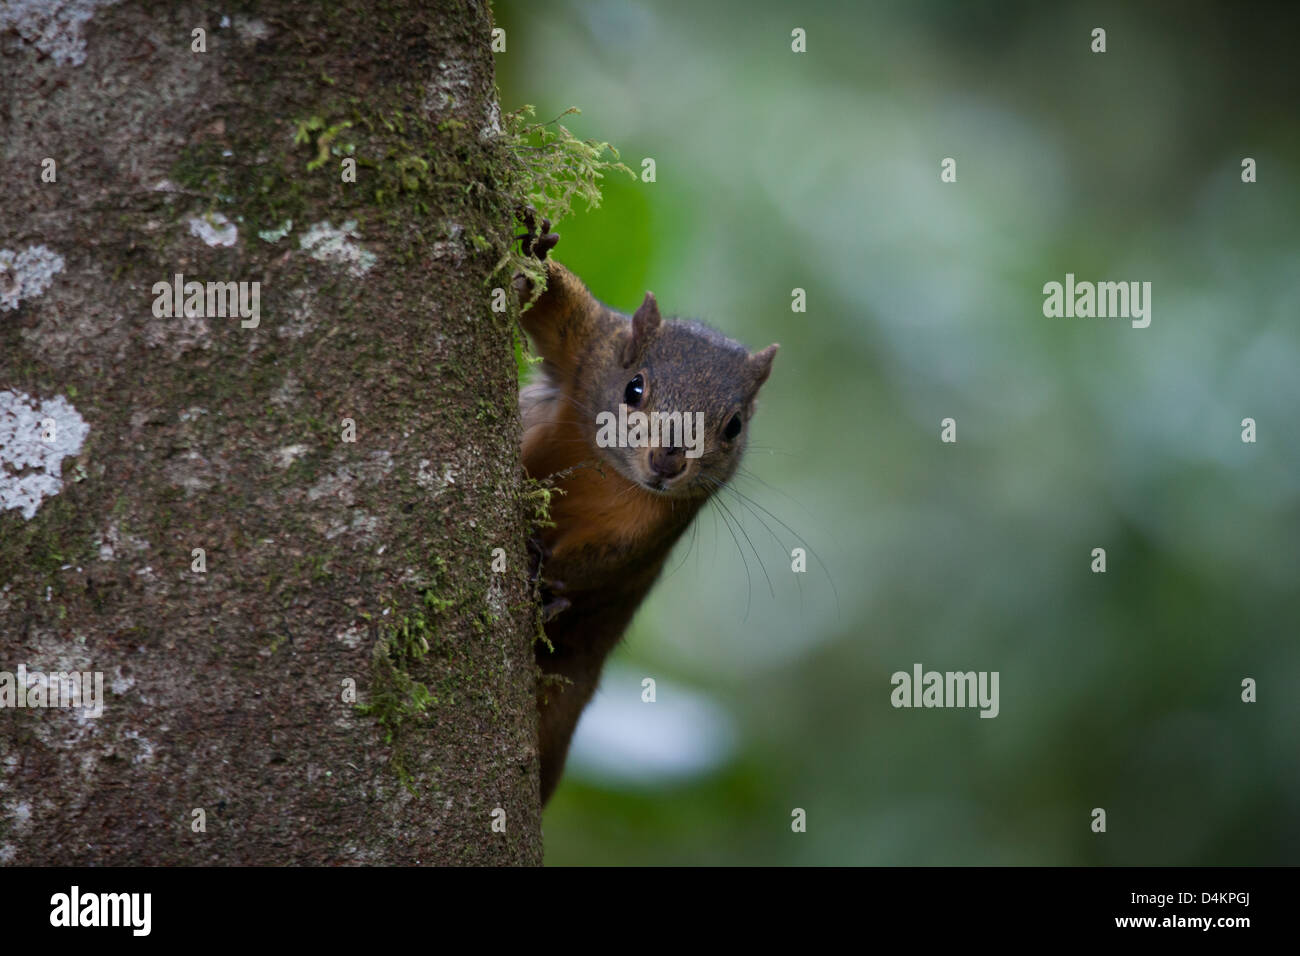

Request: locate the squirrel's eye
(624, 374), (645, 407)
(723, 414), (743, 440)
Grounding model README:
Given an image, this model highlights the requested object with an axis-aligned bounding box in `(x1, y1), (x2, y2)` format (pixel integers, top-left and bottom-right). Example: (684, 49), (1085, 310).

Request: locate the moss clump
(495, 105), (633, 288)
(355, 570), (462, 791)
(501, 105), (630, 230)
(357, 590), (446, 734)
(521, 480), (558, 530)
(293, 116), (354, 172)
(511, 325), (541, 381)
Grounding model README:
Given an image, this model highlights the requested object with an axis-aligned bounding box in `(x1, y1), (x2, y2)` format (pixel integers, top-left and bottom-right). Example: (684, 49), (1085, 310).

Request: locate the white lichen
(273, 444), (308, 469)
(232, 15), (270, 43)
(258, 219), (293, 243)
(423, 58), (473, 116)
(110, 668), (134, 696)
(11, 801), (32, 832)
(335, 624), (366, 649)
(486, 576), (507, 619)
(96, 520), (149, 562)
(0, 0), (123, 67)
(308, 451), (394, 503)
(481, 100), (502, 140)
(121, 729), (155, 765)
(274, 289), (317, 340)
(299, 220), (376, 277)
(0, 245), (65, 312)
(188, 213), (238, 247)
(271, 372), (303, 406)
(325, 511), (379, 541)
(0, 390), (90, 520)
(416, 458), (456, 495)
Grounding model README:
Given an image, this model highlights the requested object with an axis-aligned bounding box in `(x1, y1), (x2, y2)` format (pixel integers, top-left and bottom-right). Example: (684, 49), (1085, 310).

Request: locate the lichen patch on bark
(0, 389), (89, 519)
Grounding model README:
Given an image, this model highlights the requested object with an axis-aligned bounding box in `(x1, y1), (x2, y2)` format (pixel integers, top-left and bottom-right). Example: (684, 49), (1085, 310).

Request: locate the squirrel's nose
(648, 445), (686, 479)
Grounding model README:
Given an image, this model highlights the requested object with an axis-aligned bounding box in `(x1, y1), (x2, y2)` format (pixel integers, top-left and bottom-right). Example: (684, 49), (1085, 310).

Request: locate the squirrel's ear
(621, 291), (662, 368)
(748, 343), (779, 388)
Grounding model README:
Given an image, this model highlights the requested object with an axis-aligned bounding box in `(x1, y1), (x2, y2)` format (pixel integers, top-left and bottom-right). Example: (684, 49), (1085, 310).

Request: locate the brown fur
(517, 259), (776, 803)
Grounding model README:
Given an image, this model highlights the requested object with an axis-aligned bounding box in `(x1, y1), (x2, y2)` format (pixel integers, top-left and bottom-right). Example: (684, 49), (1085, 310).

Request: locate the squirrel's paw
(527, 536), (552, 583)
(512, 210), (558, 305)
(514, 207), (559, 262)
(529, 540), (568, 593)
(542, 596), (571, 622)
(528, 538), (569, 620)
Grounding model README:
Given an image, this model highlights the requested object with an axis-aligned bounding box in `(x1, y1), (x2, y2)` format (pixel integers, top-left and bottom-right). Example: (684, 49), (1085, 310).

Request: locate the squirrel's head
(583, 291), (778, 500)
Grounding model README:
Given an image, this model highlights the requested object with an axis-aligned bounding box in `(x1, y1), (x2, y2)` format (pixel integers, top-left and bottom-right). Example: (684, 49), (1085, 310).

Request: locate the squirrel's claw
(542, 596), (571, 622)
(528, 538), (568, 619)
(533, 224), (559, 260)
(515, 207), (560, 261)
(514, 209), (558, 305)
(527, 537), (552, 583)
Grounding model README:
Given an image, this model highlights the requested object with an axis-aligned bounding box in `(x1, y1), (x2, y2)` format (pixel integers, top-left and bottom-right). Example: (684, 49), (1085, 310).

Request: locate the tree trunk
(0, 0), (541, 864)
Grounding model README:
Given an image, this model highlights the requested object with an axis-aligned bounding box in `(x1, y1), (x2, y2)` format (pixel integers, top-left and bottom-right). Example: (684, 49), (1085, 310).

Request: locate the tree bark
(0, 0), (541, 864)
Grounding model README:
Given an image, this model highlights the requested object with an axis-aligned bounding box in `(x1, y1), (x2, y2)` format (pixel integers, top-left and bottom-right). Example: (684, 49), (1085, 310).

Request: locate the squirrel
(512, 215), (778, 804)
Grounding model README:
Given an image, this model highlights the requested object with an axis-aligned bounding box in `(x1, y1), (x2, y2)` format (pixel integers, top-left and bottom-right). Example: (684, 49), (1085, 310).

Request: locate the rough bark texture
(0, 0), (542, 864)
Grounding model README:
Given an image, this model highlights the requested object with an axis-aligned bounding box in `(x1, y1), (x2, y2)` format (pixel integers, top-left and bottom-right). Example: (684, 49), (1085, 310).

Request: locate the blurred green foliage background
(493, 0), (1300, 865)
